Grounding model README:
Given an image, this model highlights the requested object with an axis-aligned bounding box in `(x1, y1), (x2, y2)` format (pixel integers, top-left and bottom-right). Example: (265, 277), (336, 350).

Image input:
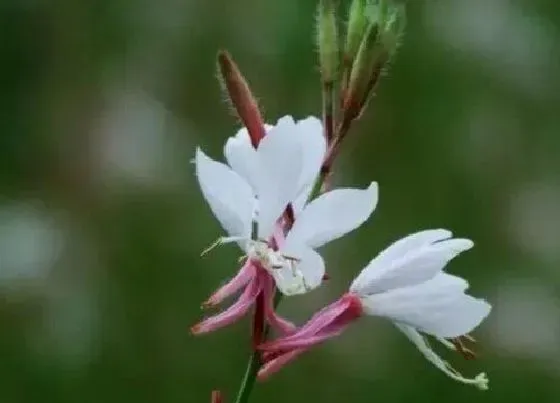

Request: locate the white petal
(439, 294), (492, 337)
(350, 235), (474, 295)
(269, 266), (307, 296)
(223, 125), (274, 190)
(292, 182), (314, 215)
(273, 115), (296, 129)
(269, 116), (325, 217)
(284, 182), (378, 250)
(254, 120), (304, 240)
(361, 273), (491, 338)
(294, 246), (325, 290)
(395, 323), (489, 390)
(227, 125), (275, 149)
(195, 148), (254, 240)
(371, 229), (453, 267)
(223, 133), (260, 190)
(271, 247), (325, 296)
(293, 117), (326, 192)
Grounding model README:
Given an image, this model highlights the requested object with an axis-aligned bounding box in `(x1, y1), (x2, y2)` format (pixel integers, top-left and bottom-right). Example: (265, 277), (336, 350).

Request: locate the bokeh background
(1, 0), (560, 402)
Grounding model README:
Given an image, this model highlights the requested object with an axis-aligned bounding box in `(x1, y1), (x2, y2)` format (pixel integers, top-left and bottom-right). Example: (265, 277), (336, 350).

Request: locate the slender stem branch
(233, 349), (260, 403)
(233, 293), (283, 403)
(318, 115), (353, 192)
(322, 80), (335, 144)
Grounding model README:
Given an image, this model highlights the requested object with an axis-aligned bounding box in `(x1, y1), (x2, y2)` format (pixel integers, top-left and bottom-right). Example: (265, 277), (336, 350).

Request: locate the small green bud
(344, 0), (369, 67)
(343, 14), (382, 119)
(316, 0), (339, 84)
(379, 2), (406, 57)
(342, 0), (406, 120)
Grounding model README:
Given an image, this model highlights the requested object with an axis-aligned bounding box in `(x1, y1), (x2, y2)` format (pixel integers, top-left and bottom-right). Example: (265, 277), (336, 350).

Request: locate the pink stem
(252, 290), (265, 346)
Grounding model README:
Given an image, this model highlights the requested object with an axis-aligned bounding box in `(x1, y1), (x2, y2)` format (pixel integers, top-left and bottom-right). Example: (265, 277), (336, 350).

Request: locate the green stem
(322, 80), (335, 144)
(233, 293), (283, 403)
(233, 350), (260, 403)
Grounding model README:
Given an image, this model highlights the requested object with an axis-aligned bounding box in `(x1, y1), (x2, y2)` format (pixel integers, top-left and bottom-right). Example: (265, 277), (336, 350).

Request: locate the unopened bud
(379, 2), (406, 58)
(211, 390), (222, 403)
(341, 0), (368, 94)
(342, 1), (406, 121)
(344, 0), (369, 70)
(217, 51), (266, 148)
(343, 18), (382, 120)
(316, 0), (339, 84)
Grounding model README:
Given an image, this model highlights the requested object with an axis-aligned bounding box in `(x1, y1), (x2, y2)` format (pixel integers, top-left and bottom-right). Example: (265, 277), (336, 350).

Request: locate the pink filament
(256, 293), (363, 379)
(203, 260), (256, 307)
(191, 275), (262, 335)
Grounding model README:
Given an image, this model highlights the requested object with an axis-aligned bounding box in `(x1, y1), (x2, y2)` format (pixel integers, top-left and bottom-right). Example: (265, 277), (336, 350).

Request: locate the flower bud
(341, 1), (406, 121)
(211, 390), (222, 403)
(344, 0), (369, 70)
(316, 0), (339, 85)
(380, 2), (406, 58)
(217, 51), (266, 147)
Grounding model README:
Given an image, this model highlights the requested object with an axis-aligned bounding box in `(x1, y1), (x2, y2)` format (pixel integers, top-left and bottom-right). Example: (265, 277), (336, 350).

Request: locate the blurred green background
(1, 0), (560, 402)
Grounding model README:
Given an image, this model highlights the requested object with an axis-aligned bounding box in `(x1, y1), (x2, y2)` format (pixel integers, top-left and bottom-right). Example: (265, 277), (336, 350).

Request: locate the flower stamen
(201, 236), (247, 256)
(451, 336), (477, 360)
(405, 328), (489, 390)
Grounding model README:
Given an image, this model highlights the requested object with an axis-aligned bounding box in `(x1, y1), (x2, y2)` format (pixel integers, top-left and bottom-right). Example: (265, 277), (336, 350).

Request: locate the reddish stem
(252, 290), (265, 347)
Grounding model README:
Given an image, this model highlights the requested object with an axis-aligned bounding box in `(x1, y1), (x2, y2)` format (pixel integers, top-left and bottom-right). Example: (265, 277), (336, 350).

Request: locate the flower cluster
(192, 2), (492, 400)
(192, 116), (491, 391)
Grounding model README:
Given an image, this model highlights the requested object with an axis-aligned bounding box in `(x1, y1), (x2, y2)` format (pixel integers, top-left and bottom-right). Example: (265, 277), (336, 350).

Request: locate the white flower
(350, 229), (492, 389)
(195, 115), (378, 296)
(223, 116), (325, 216)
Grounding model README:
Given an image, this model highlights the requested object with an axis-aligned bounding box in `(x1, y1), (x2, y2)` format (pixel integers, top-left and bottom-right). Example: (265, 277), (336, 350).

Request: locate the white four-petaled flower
(350, 229), (491, 388)
(258, 229), (491, 389)
(195, 116), (378, 295)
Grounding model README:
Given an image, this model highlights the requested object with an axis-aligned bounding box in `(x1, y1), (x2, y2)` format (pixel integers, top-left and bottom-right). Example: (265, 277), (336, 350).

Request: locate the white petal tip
(194, 147), (206, 161)
(449, 238), (475, 251)
(368, 180), (379, 200)
(367, 181), (379, 192)
(431, 229), (453, 241)
(432, 237), (475, 261)
(275, 115), (296, 128)
(297, 116), (323, 129)
(477, 300), (493, 325)
(301, 115), (321, 122)
(194, 147), (216, 174)
(469, 298), (492, 330)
